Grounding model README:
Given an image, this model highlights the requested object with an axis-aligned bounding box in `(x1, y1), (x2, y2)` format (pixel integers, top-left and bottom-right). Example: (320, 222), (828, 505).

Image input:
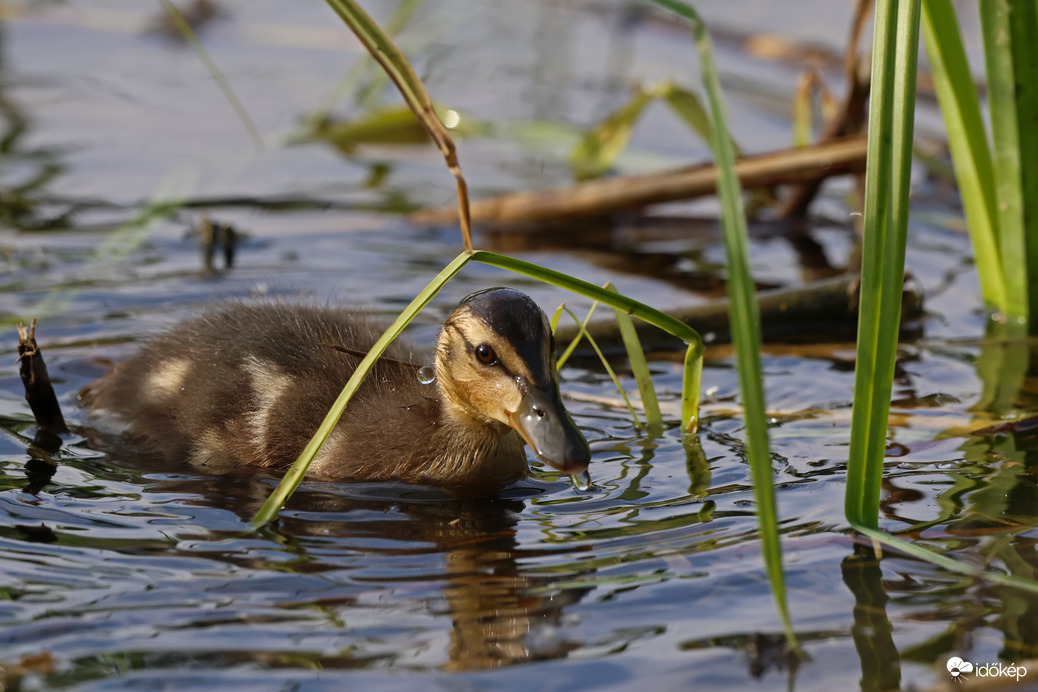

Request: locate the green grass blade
(562, 306), (645, 430)
(662, 83), (742, 156)
(920, 0), (1003, 313)
(846, 0), (920, 529)
(850, 522), (1038, 596)
(647, 0), (797, 652)
(557, 301), (599, 369)
(250, 251), (473, 528)
(157, 0), (263, 153)
(549, 303), (565, 334)
(692, 11), (794, 653)
(681, 342), (701, 447)
(981, 0), (1028, 322)
(662, 83), (712, 140)
(606, 283), (662, 435)
(792, 76), (813, 148)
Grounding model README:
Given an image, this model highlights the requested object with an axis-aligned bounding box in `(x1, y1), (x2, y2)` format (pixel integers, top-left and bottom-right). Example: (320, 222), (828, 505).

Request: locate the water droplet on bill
(570, 469), (592, 492)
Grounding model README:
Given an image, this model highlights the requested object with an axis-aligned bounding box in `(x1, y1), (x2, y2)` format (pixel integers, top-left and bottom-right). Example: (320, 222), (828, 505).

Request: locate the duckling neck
(417, 389), (527, 496)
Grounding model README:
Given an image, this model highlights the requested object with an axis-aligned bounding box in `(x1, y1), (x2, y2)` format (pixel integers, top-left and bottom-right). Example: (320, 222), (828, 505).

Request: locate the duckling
(83, 288), (591, 497)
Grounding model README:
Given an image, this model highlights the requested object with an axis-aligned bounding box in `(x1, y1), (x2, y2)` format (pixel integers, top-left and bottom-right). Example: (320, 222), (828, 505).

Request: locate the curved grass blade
(253, 249), (706, 527)
(851, 522), (1038, 596)
(561, 306), (645, 430)
(606, 282), (662, 435)
(662, 83), (737, 153)
(157, 0), (263, 153)
(470, 249), (703, 434)
(323, 0), (472, 252)
(572, 80), (740, 181)
(549, 303), (565, 334)
(250, 251), (473, 528)
(571, 86), (656, 180)
(556, 301), (600, 369)
(311, 104), (482, 154)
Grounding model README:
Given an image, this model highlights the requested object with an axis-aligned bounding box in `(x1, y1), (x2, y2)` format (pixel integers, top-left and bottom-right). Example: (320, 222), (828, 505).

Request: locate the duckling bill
(83, 288), (591, 498)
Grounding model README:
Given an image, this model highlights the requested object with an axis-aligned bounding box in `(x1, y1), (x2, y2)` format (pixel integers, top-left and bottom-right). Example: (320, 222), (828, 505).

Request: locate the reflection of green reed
(841, 550), (902, 691)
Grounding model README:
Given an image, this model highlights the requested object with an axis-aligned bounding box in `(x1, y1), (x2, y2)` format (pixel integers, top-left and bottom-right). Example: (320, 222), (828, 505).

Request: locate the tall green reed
(846, 0), (1038, 595)
(846, 0), (920, 531)
(921, 0), (1037, 329)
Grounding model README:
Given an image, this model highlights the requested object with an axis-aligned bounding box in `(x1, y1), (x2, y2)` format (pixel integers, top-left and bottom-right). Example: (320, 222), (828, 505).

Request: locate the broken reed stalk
(16, 319), (68, 436)
(324, 0), (473, 252)
(412, 135), (867, 227)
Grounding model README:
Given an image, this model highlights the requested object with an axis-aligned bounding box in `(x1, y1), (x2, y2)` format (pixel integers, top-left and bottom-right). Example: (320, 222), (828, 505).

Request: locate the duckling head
(435, 288), (591, 475)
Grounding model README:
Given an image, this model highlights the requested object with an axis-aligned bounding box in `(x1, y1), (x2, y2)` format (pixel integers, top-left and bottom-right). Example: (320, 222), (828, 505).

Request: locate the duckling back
(83, 303), (529, 494)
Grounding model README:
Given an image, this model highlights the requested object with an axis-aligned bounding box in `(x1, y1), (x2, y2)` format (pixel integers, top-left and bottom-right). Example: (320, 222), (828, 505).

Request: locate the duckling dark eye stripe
(451, 295), (552, 386)
(462, 335), (521, 378)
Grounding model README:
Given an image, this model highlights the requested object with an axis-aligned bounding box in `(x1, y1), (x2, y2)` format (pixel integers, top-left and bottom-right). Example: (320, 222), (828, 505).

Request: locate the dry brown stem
(414, 135), (867, 228)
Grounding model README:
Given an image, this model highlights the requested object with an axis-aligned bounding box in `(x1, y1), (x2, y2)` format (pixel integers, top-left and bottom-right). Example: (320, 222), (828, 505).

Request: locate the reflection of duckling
(83, 288), (590, 498)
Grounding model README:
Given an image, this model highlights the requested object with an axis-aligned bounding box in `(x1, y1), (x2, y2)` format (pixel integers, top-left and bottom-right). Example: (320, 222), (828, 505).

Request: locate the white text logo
(947, 657), (1027, 684)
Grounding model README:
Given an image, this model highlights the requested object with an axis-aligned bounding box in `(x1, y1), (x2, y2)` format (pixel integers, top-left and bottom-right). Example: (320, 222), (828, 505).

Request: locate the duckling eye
(474, 344), (498, 366)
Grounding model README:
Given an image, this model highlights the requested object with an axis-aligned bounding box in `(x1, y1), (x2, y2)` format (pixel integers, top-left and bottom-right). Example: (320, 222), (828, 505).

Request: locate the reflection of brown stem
(556, 273), (922, 350)
(413, 136), (867, 228)
(17, 319), (68, 435)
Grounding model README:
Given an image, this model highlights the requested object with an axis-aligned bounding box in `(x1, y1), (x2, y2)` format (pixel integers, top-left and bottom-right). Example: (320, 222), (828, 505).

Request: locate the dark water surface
(2, 2), (1037, 691)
